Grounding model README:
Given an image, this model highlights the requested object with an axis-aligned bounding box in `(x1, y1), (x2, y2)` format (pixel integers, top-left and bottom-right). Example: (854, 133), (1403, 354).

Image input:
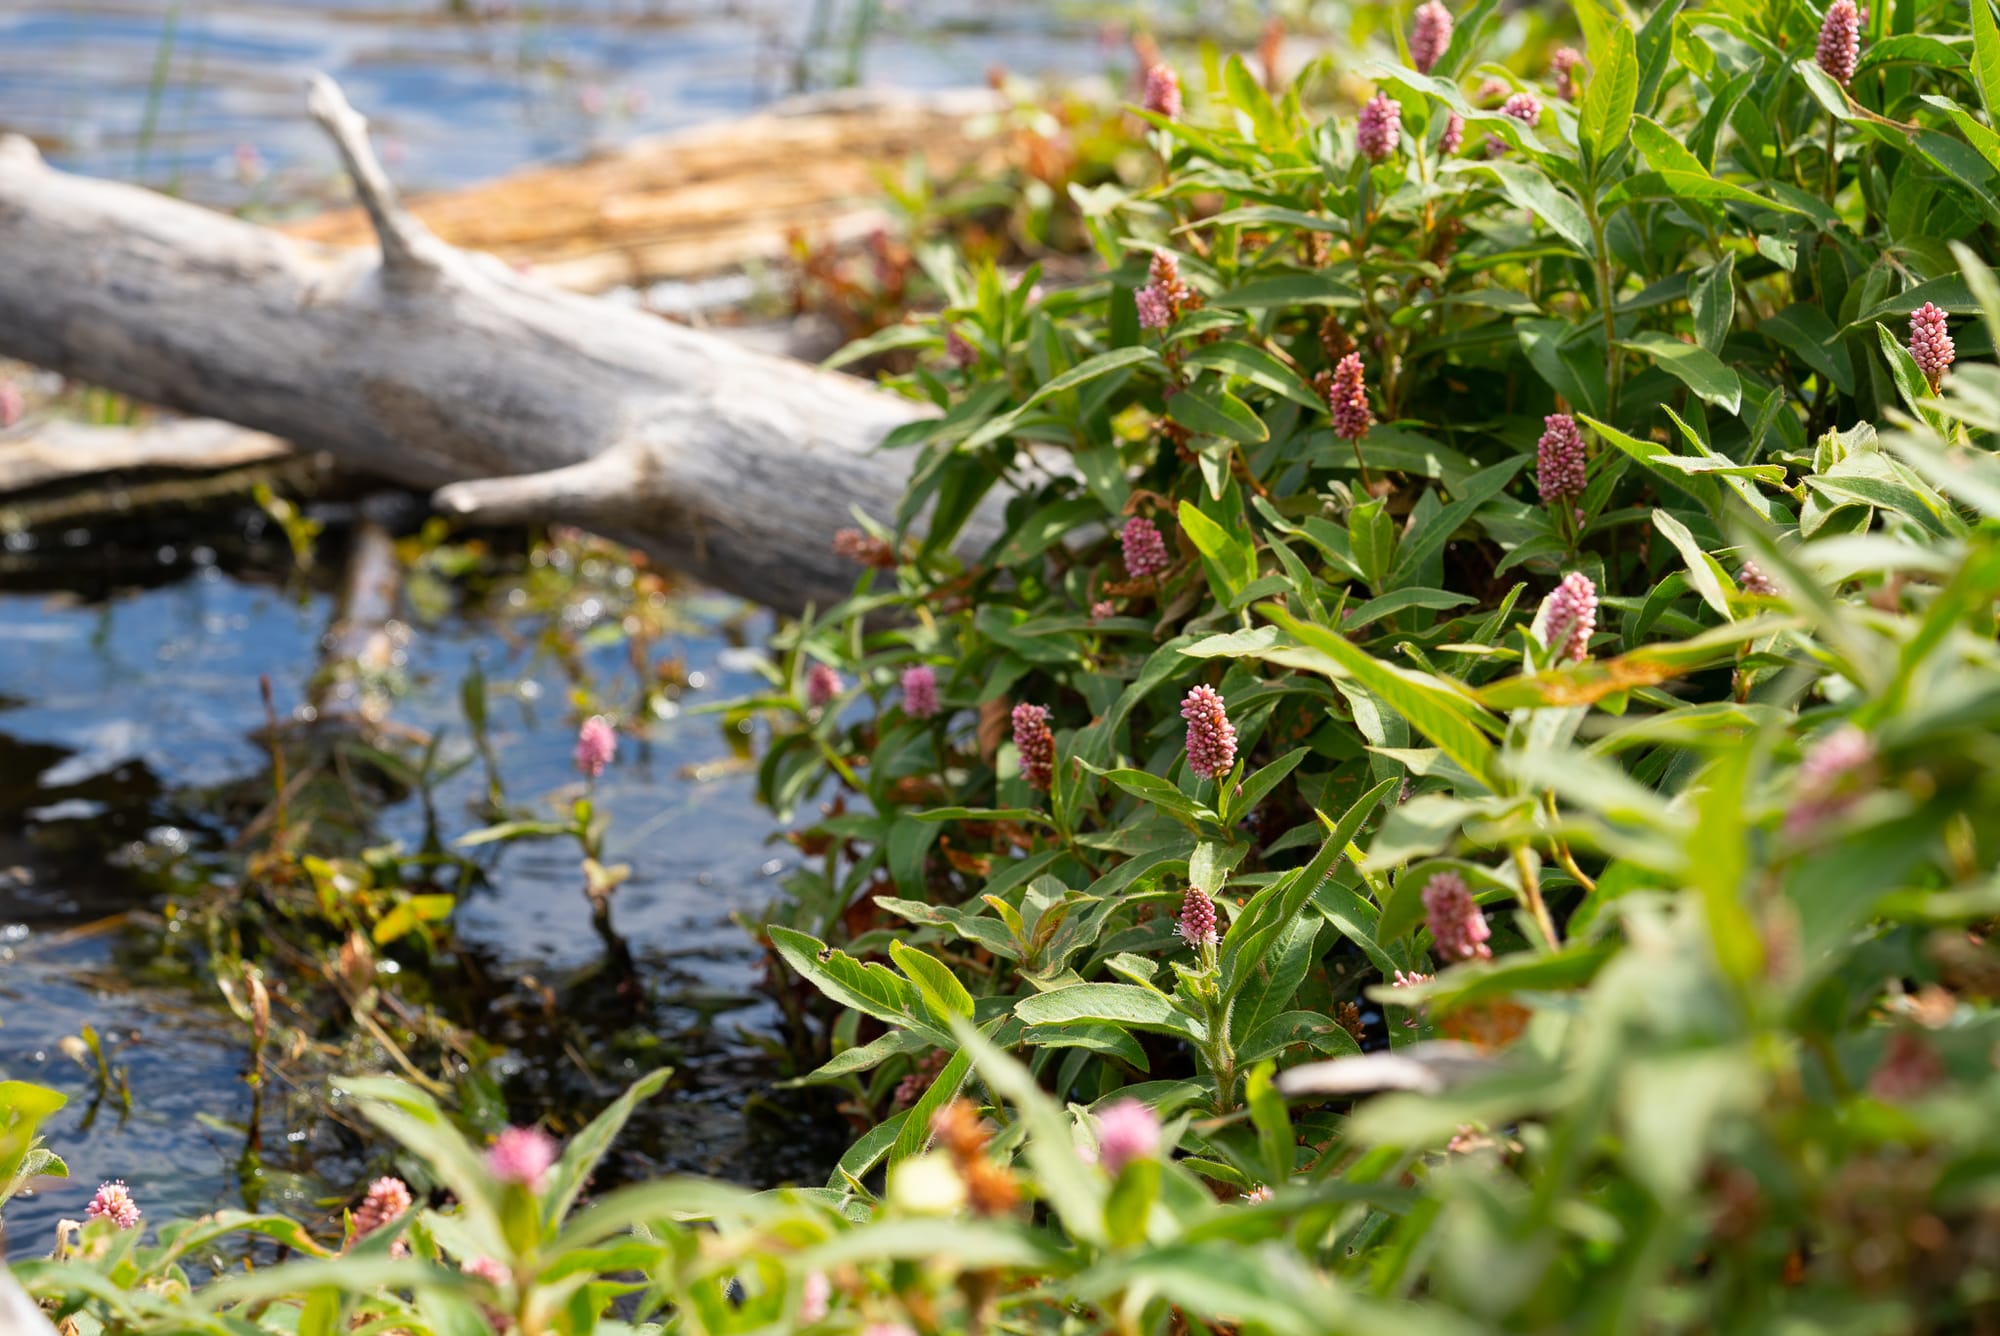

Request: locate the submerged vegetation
(13, 0), (2000, 1330)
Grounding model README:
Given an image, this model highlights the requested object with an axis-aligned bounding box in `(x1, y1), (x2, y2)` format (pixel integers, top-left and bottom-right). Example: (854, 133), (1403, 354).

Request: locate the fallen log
(284, 87), (1008, 293)
(0, 418), (291, 493)
(0, 78), (998, 615)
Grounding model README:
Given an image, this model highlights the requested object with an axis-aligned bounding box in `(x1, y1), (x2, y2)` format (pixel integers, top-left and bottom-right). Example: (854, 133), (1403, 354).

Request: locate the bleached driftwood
(0, 79), (999, 615)
(285, 87), (1007, 293)
(0, 418), (291, 492)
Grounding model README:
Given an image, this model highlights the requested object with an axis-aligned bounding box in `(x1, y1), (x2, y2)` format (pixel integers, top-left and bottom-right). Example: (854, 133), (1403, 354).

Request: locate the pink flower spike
(1121, 516), (1170, 579)
(1535, 572), (1598, 663)
(1142, 63), (1182, 119)
(1501, 91), (1542, 126)
(1739, 560), (1780, 597)
(86, 1180), (141, 1229)
(799, 1270), (833, 1323)
(806, 662), (843, 710)
(0, 382), (22, 429)
(1550, 46), (1584, 101)
(1909, 302), (1954, 392)
(1094, 1098), (1162, 1174)
(574, 715), (616, 779)
(1357, 91), (1401, 162)
(1012, 702), (1055, 792)
(1785, 725), (1876, 839)
(901, 665), (939, 719)
(485, 1126), (559, 1190)
(462, 1255), (508, 1285)
(945, 328), (977, 370)
(1410, 2), (1453, 75)
(1327, 352), (1372, 442)
(1421, 871), (1493, 962)
(1439, 110), (1465, 156)
(1536, 413), (1588, 503)
(1180, 684), (1237, 779)
(1817, 0), (1861, 86)
(350, 1176), (412, 1240)
(1177, 885), (1219, 949)
(1091, 599), (1117, 620)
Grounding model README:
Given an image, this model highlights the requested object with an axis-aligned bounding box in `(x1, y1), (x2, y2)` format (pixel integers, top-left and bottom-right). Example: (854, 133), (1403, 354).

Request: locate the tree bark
(0, 79), (995, 615)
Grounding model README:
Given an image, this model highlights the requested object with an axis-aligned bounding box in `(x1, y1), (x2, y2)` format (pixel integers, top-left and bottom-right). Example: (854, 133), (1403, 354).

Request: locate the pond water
(0, 508), (845, 1252)
(0, 0), (1124, 208)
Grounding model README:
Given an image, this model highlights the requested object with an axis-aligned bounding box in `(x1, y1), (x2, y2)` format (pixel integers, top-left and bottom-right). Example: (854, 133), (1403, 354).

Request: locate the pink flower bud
(462, 1255), (508, 1285)
(1536, 413), (1588, 503)
(1817, 0), (1861, 86)
(799, 1270), (833, 1323)
(1410, 1), (1453, 75)
(1439, 110), (1465, 155)
(574, 715), (616, 779)
(86, 1180), (141, 1229)
(1135, 251), (1191, 331)
(945, 328), (977, 369)
(1177, 885), (1219, 949)
(1550, 46), (1584, 101)
(1121, 516), (1170, 578)
(1094, 1098), (1162, 1173)
(901, 664), (939, 719)
(1785, 725), (1875, 839)
(807, 662), (843, 710)
(350, 1176), (412, 1240)
(1012, 702), (1055, 791)
(1535, 572), (1598, 663)
(1091, 599), (1117, 620)
(1142, 63), (1183, 119)
(1421, 871), (1492, 962)
(1327, 352), (1373, 442)
(1739, 560), (1780, 597)
(1180, 684), (1237, 779)
(485, 1126), (558, 1189)
(1357, 91), (1401, 161)
(1909, 301), (1954, 392)
(1501, 91), (1542, 126)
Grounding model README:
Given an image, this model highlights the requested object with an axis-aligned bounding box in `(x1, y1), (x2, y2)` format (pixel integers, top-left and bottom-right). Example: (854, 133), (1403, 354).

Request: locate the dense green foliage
(17, 0), (2000, 1331)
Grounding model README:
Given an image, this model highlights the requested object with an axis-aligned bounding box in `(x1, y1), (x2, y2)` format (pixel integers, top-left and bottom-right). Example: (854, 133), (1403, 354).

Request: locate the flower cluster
(1142, 63), (1182, 119)
(1817, 0), (1862, 86)
(1357, 91), (1401, 161)
(574, 716), (616, 779)
(1136, 251), (1194, 330)
(1536, 572), (1598, 663)
(86, 1180), (141, 1230)
(1012, 702), (1055, 791)
(1180, 684), (1237, 779)
(1439, 110), (1465, 156)
(1410, 1), (1453, 75)
(807, 662), (843, 710)
(1093, 1098), (1162, 1174)
(1550, 46), (1584, 101)
(1739, 560), (1780, 597)
(1177, 884), (1219, 949)
(350, 1176), (412, 1240)
(1326, 353), (1372, 442)
(833, 526), (897, 568)
(1535, 412), (1587, 504)
(1421, 872), (1493, 962)
(1121, 516), (1170, 578)
(901, 664), (939, 719)
(1785, 725), (1876, 839)
(486, 1126), (559, 1190)
(1909, 302), (1954, 392)
(1501, 91), (1542, 126)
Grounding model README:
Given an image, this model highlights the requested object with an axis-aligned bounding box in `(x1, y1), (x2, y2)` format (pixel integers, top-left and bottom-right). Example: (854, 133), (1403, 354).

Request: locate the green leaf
(890, 940), (977, 1023)
(989, 497), (1102, 567)
(1691, 254), (1735, 357)
(1014, 983), (1206, 1042)
(1620, 331), (1742, 412)
(1973, 0), (2000, 124)
(1182, 342), (1325, 410)
(1260, 605), (1501, 791)
(1651, 508), (1735, 619)
(540, 1068), (674, 1226)
(1180, 498), (1258, 602)
(1762, 303), (1855, 395)
(1471, 161), (1595, 254)
(1579, 23), (1637, 172)
(1211, 271), (1362, 308)
(1168, 384), (1270, 443)
(769, 925), (939, 1039)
